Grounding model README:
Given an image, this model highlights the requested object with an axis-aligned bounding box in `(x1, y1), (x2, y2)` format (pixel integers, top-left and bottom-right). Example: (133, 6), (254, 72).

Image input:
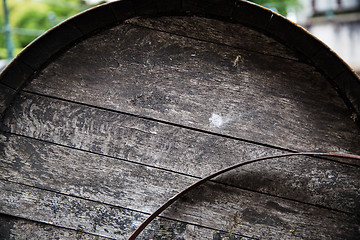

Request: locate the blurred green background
(0, 0), (301, 62)
(0, 0), (95, 60)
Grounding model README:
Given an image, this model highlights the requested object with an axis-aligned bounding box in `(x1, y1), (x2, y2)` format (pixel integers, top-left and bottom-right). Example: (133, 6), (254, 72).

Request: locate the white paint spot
(191, 53), (196, 57)
(209, 113), (224, 128)
(186, 225), (195, 232)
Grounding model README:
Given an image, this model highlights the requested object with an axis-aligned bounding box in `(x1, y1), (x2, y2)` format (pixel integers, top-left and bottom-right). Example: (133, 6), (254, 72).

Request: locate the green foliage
(10, 2), (51, 47)
(0, 0), (92, 55)
(0, 5), (5, 55)
(44, 0), (89, 20)
(0, 47), (22, 59)
(0, 48), (7, 59)
(249, 0), (301, 16)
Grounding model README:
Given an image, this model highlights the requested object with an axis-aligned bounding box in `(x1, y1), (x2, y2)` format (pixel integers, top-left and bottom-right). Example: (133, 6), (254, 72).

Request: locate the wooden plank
(0, 181), (248, 240)
(167, 182), (360, 240)
(0, 181), (144, 239)
(24, 22), (360, 154)
(2, 94), (360, 214)
(0, 214), (238, 240)
(0, 217), (249, 240)
(125, 16), (300, 60)
(1, 179), (359, 239)
(0, 132), (196, 214)
(2, 130), (359, 216)
(0, 214), (110, 240)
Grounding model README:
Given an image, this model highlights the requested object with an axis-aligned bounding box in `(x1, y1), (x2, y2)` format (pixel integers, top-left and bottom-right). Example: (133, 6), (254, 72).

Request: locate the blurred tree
(10, 2), (51, 47)
(2, 0), (13, 59)
(249, 0), (301, 16)
(0, 0), (92, 58)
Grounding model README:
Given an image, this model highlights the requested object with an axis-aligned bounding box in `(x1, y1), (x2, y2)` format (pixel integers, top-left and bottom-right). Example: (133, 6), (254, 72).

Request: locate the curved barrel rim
(1, 0), (359, 123)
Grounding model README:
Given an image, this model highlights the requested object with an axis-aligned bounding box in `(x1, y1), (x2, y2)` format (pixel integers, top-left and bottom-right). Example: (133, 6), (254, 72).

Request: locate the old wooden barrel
(1, 0), (359, 239)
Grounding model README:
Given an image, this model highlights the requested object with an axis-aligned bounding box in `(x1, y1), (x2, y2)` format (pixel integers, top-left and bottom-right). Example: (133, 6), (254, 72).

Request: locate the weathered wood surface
(25, 20), (360, 154)
(0, 214), (249, 240)
(0, 214), (111, 240)
(0, 215), (242, 240)
(2, 93), (360, 214)
(125, 16), (300, 60)
(1, 176), (359, 239)
(1, 15), (360, 240)
(1, 180), (253, 240)
(0, 84), (16, 117)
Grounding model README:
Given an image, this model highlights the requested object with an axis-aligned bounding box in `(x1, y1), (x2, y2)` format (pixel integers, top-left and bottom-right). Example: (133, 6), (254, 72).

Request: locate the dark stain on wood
(0, 214), (14, 240)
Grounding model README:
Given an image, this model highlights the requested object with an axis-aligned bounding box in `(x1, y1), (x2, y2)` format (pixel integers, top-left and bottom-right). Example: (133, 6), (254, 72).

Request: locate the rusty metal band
(128, 152), (360, 240)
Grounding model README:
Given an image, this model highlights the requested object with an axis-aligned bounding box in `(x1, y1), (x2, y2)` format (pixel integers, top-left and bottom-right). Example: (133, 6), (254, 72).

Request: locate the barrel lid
(1, 0), (359, 123)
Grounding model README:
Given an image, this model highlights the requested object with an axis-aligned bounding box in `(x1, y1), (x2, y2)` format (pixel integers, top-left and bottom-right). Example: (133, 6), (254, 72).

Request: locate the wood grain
(125, 16), (300, 60)
(0, 181), (144, 239)
(1, 177), (359, 239)
(0, 214), (240, 240)
(24, 20), (360, 154)
(1, 180), (255, 240)
(0, 131), (196, 213)
(0, 214), (111, 240)
(2, 93), (359, 214)
(2, 16), (360, 240)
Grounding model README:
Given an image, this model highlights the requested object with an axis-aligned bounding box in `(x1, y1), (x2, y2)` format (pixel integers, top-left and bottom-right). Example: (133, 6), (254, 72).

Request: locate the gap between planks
(3, 91), (358, 212)
(22, 89), (359, 167)
(0, 213), (114, 240)
(0, 130), (357, 216)
(1, 176), (358, 239)
(23, 21), (359, 155)
(0, 179), (252, 240)
(123, 21), (304, 63)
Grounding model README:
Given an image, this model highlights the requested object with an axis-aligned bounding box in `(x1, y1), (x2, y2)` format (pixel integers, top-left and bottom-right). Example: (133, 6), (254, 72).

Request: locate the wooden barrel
(1, 0), (359, 239)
